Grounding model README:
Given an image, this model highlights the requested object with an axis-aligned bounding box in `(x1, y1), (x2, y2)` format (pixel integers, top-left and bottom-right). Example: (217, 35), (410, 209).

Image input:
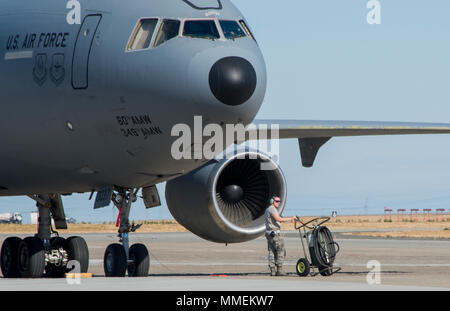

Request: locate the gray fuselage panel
(0, 0), (266, 195)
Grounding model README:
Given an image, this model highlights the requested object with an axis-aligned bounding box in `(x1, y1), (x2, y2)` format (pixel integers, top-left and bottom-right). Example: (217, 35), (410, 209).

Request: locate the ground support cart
(294, 216), (341, 277)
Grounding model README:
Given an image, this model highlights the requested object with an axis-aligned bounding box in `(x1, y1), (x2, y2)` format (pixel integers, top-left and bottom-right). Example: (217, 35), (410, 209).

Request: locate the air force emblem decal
(50, 53), (65, 86)
(33, 53), (48, 86)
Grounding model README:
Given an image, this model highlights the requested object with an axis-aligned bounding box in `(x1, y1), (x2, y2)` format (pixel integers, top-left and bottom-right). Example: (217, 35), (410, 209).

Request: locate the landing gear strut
(103, 188), (149, 277)
(0, 194), (89, 278)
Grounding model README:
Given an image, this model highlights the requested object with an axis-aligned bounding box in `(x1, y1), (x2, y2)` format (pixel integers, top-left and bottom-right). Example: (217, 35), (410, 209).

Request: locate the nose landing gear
(103, 188), (150, 277)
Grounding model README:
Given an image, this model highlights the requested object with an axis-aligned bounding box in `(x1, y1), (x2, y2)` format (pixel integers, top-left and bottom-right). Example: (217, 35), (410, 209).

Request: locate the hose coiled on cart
(309, 226), (339, 268)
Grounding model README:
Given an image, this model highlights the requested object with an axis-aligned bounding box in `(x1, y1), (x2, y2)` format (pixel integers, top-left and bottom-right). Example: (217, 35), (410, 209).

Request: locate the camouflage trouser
(266, 233), (286, 268)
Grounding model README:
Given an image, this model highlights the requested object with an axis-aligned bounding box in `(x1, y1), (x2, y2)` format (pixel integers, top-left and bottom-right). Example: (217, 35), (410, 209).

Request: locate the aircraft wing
(247, 120), (450, 167)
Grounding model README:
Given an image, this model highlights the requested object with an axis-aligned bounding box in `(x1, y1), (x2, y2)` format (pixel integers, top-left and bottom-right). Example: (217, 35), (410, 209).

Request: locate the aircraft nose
(209, 57), (257, 106)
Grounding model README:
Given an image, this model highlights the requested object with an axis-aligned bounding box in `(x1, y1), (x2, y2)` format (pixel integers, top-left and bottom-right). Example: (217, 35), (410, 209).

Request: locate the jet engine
(165, 151), (286, 243)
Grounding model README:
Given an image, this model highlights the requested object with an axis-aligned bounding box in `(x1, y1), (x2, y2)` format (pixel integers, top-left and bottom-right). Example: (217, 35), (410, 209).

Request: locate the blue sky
(245, 0), (450, 217)
(3, 0), (450, 224)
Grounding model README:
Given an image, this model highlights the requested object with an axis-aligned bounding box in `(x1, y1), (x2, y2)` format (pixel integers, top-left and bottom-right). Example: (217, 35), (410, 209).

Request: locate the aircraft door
(72, 14), (102, 89)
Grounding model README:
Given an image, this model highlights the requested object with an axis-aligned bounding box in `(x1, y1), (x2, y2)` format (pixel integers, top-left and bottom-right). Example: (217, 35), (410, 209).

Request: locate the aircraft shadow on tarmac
(333, 270), (409, 276)
(147, 270), (409, 277)
(150, 272), (279, 277)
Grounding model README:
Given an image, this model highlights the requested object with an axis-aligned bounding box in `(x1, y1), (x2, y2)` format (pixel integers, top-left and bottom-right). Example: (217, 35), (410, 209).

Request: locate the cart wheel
(319, 266), (333, 276)
(296, 258), (310, 277)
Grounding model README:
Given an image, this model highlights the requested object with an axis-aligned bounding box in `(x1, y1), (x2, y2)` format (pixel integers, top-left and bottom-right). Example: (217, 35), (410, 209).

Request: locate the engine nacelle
(165, 151), (286, 243)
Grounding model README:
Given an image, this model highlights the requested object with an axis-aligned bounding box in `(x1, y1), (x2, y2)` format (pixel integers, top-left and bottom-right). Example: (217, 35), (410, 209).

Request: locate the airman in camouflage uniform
(264, 196), (296, 276)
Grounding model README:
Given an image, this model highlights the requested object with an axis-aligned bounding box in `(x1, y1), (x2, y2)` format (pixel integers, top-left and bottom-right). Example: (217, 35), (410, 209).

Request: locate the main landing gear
(0, 194), (89, 278)
(103, 188), (149, 277)
(0, 188), (150, 278)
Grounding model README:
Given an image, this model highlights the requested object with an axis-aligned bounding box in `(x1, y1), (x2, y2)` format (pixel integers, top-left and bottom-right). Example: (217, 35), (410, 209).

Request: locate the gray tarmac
(0, 231), (449, 291)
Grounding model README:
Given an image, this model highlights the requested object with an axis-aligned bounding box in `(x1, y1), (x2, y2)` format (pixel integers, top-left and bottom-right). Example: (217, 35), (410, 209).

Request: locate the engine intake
(166, 151), (286, 243)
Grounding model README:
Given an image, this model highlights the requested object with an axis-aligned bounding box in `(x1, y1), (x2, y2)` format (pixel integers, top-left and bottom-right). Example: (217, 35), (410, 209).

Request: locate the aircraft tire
(65, 236), (89, 273)
(1, 237), (22, 278)
(17, 237), (45, 278)
(127, 243), (149, 277)
(104, 243), (127, 277)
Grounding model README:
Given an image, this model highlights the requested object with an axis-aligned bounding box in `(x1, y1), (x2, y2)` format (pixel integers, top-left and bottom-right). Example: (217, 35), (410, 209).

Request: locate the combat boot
(276, 265), (287, 276)
(270, 267), (276, 276)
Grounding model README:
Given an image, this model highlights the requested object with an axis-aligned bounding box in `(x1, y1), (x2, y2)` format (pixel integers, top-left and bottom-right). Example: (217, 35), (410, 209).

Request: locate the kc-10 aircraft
(1, 0), (450, 278)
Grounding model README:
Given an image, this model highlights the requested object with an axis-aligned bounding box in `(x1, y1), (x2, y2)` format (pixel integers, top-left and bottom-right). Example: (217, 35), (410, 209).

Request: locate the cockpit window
(219, 20), (246, 40)
(239, 20), (256, 42)
(154, 19), (181, 47)
(128, 19), (158, 51)
(183, 20), (220, 40)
